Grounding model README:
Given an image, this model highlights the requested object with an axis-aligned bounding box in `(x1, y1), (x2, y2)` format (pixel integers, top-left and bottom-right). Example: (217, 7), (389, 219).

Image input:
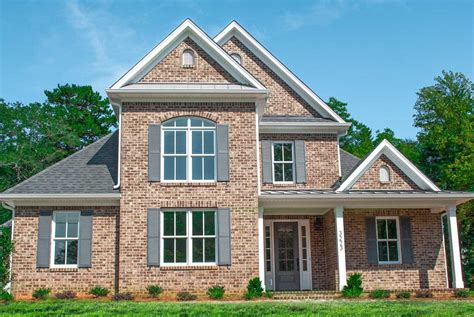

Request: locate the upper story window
(376, 217), (400, 264)
(230, 53), (242, 64)
(182, 49), (195, 67)
(379, 165), (391, 183)
(51, 211), (79, 267)
(162, 117), (216, 182)
(272, 142), (294, 183)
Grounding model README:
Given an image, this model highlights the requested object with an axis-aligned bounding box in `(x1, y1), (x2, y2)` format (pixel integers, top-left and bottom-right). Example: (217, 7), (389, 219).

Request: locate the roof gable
(215, 21), (345, 123)
(111, 19), (265, 90)
(336, 140), (440, 192)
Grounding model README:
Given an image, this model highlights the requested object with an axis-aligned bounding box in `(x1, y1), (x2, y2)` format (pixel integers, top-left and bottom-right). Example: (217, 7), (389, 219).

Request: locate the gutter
(2, 202), (14, 294)
(113, 103), (122, 190)
(0, 193), (121, 199)
(259, 192), (474, 200)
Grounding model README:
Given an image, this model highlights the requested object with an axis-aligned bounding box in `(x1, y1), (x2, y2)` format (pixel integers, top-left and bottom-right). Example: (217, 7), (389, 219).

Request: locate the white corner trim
(110, 19), (265, 91)
(336, 139), (441, 192)
(214, 21), (345, 124)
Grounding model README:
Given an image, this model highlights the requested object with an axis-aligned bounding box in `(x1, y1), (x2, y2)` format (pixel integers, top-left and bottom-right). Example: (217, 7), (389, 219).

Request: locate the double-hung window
(162, 210), (216, 265)
(51, 212), (79, 267)
(376, 217), (401, 264)
(272, 142), (294, 183)
(162, 117), (216, 182)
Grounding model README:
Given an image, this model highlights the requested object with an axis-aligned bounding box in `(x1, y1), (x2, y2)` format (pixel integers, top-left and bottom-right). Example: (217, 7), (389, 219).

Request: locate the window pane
(204, 238), (215, 262)
(68, 212), (79, 223)
(192, 157), (203, 180)
(283, 163), (293, 182)
(164, 157), (174, 180)
(55, 221), (66, 238)
(378, 241), (388, 262)
(204, 131), (214, 154)
(66, 240), (78, 265)
(193, 212), (203, 235)
(163, 120), (174, 127)
(164, 131), (174, 154)
(54, 240), (66, 265)
(175, 118), (187, 126)
(387, 220), (397, 239)
(163, 239), (174, 263)
(274, 163), (283, 182)
(67, 222), (78, 238)
(192, 131), (202, 154)
(204, 212), (215, 235)
(203, 157), (214, 180)
(175, 238), (187, 263)
(175, 157), (186, 180)
(175, 212), (187, 236)
(388, 241), (399, 262)
(190, 118), (203, 127)
(377, 220), (387, 239)
(175, 131), (186, 154)
(283, 144), (292, 161)
(203, 120), (214, 127)
(163, 212), (174, 236)
(193, 238), (204, 263)
(273, 144), (282, 161)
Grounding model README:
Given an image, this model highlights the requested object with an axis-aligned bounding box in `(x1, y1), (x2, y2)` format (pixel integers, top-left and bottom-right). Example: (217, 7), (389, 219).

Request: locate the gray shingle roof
(339, 148), (361, 179)
(4, 132), (118, 194)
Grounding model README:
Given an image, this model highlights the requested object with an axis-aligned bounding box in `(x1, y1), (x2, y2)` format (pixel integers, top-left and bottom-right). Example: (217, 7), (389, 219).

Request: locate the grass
(1, 299), (474, 316)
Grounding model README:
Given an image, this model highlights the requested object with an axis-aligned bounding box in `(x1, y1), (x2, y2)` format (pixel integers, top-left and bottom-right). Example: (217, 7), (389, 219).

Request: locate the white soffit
(110, 19), (265, 91)
(215, 21), (345, 123)
(336, 140), (441, 192)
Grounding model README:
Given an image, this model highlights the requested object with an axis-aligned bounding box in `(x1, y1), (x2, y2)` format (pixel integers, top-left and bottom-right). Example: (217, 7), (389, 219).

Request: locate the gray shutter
(262, 140), (272, 183)
(148, 124), (161, 181)
(216, 124), (230, 181)
(78, 210), (93, 268)
(294, 140), (306, 183)
(147, 208), (161, 266)
(217, 208), (231, 265)
(37, 210), (53, 268)
(400, 216), (414, 264)
(365, 217), (378, 265)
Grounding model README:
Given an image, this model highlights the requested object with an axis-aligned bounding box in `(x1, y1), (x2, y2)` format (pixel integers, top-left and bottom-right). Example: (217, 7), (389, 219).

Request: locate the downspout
(2, 201), (15, 294)
(113, 103), (122, 190)
(255, 98), (265, 196)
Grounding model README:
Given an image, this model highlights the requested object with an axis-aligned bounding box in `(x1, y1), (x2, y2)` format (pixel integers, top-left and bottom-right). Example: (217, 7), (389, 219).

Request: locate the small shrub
(0, 290), (13, 301)
(89, 286), (110, 298)
(207, 285), (225, 299)
(32, 288), (51, 300)
(396, 291), (411, 299)
(112, 292), (134, 301)
(176, 291), (197, 301)
(245, 277), (264, 300)
(55, 291), (76, 299)
(146, 285), (163, 298)
(369, 289), (390, 299)
(341, 273), (363, 298)
(415, 290), (433, 298)
(454, 289), (470, 298)
(264, 291), (273, 298)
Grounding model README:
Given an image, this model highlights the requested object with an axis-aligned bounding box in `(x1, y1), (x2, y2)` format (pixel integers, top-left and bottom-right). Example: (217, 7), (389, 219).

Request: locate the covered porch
(258, 190), (474, 292)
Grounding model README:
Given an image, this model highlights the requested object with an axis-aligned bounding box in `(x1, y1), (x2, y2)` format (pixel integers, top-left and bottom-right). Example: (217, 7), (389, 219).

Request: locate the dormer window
(230, 53), (242, 64)
(379, 165), (390, 183)
(182, 49), (195, 67)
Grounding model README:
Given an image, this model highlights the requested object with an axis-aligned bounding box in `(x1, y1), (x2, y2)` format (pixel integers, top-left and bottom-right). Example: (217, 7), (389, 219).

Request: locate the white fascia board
(336, 139), (441, 192)
(259, 122), (350, 135)
(0, 193), (121, 207)
(215, 21), (345, 124)
(0, 193), (121, 199)
(110, 19), (265, 91)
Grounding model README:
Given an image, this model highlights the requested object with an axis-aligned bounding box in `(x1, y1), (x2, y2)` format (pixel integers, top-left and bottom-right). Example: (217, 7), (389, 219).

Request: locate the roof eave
(0, 193), (121, 207)
(259, 122), (350, 135)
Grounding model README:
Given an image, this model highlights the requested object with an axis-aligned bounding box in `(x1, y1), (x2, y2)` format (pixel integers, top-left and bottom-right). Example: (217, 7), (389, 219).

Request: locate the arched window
(379, 165), (391, 183)
(182, 49), (195, 67)
(162, 117), (216, 181)
(230, 53), (242, 64)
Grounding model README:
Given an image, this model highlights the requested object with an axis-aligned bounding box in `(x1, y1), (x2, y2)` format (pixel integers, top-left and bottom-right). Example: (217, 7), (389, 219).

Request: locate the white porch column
(334, 206), (347, 291)
(258, 207), (266, 290)
(446, 205), (464, 288)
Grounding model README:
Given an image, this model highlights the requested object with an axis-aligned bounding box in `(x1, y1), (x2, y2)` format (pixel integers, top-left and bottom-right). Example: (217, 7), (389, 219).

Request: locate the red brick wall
(12, 206), (118, 297)
(119, 101), (259, 294)
(352, 155), (420, 190)
(140, 37), (237, 83)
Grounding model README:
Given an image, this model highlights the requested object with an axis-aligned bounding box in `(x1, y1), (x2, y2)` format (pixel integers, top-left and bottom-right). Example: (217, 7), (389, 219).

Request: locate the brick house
(1, 20), (473, 297)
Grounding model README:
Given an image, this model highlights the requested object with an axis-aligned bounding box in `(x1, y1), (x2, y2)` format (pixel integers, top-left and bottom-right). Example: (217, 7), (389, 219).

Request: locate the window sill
(159, 182), (218, 187)
(43, 267), (79, 272)
(159, 265), (218, 271)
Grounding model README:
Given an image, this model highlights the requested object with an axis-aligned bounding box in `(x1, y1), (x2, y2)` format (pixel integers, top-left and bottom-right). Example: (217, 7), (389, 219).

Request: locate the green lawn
(1, 300), (473, 317)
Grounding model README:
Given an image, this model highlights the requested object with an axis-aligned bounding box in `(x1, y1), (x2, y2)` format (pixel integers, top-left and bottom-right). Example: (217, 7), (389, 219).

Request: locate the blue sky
(0, 0), (472, 138)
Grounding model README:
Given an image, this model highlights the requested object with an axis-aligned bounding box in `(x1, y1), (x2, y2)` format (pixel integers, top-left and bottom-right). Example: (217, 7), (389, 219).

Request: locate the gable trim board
(215, 21), (345, 124)
(110, 19), (266, 92)
(336, 140), (441, 192)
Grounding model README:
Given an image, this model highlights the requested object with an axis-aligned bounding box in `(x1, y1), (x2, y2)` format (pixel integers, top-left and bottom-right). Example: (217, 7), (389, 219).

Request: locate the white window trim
(271, 141), (295, 184)
(50, 211), (80, 268)
(182, 49), (195, 67)
(230, 53), (242, 65)
(379, 165), (391, 183)
(375, 216), (402, 265)
(161, 117), (217, 183)
(160, 209), (217, 266)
